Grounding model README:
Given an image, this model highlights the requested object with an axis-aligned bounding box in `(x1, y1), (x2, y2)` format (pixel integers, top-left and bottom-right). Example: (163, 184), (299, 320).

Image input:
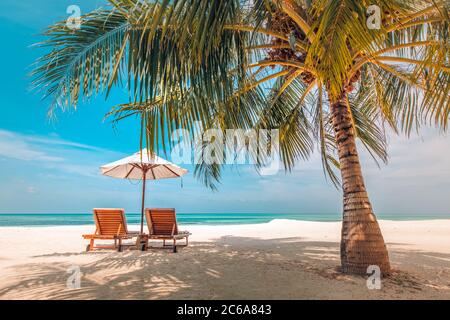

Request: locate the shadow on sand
(1, 237), (449, 299)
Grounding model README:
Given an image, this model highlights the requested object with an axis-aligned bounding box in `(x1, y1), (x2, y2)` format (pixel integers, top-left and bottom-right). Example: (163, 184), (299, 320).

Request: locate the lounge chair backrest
(93, 208), (128, 236)
(145, 208), (178, 236)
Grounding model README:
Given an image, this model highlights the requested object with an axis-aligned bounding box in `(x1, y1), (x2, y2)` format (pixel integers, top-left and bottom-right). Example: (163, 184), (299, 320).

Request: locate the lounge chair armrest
(113, 234), (137, 239)
(83, 234), (119, 239)
(127, 231), (141, 236)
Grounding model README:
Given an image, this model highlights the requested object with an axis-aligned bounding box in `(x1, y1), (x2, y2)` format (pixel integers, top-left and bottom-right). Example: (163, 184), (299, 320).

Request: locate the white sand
(0, 219), (449, 299)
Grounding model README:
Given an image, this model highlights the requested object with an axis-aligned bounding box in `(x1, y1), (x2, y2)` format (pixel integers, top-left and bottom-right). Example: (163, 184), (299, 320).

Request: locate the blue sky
(0, 0), (449, 215)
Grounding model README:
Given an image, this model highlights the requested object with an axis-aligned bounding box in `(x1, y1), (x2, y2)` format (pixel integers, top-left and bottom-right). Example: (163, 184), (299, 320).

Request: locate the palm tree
(32, 0), (449, 275)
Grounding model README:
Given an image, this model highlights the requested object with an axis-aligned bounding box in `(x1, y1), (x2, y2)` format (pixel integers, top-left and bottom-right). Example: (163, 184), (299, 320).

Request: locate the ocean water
(0, 213), (448, 227)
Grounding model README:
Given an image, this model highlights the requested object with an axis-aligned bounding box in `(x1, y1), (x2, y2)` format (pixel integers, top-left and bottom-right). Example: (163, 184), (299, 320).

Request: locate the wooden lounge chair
(82, 208), (140, 252)
(145, 208), (191, 252)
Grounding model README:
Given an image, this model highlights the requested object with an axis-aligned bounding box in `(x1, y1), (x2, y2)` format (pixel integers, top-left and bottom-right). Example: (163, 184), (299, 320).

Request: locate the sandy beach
(0, 219), (449, 300)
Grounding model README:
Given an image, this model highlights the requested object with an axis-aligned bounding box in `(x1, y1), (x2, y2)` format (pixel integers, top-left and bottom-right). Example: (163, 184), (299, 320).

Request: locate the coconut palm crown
(32, 0), (450, 274)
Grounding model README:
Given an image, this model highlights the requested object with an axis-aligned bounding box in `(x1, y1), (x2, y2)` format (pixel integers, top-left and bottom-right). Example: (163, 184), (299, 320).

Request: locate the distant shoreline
(0, 212), (448, 227)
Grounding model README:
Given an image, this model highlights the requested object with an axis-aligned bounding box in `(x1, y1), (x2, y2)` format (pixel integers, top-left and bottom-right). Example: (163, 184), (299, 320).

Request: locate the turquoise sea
(0, 213), (448, 227)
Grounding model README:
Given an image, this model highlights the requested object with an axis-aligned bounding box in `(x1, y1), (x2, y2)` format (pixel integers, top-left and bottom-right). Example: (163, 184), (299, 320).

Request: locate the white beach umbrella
(101, 149), (188, 234)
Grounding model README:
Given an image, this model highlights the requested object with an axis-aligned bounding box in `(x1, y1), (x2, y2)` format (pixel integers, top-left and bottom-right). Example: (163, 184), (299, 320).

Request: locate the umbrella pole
(140, 168), (147, 235)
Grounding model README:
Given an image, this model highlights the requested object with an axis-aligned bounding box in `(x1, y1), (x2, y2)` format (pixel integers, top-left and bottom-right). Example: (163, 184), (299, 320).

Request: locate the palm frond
(32, 0), (450, 190)
(31, 9), (129, 113)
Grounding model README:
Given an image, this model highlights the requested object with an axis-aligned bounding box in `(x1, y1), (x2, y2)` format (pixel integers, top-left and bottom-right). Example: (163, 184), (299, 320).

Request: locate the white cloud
(25, 133), (110, 152)
(356, 128), (450, 214)
(0, 130), (64, 162)
(26, 186), (38, 194)
(0, 128), (449, 215)
(0, 129), (122, 178)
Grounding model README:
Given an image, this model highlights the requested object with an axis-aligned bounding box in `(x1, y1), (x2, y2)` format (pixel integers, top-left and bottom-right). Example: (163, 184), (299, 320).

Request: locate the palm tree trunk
(331, 96), (391, 275)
